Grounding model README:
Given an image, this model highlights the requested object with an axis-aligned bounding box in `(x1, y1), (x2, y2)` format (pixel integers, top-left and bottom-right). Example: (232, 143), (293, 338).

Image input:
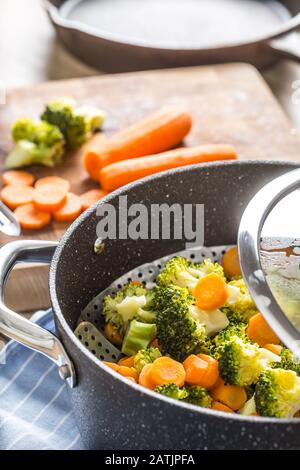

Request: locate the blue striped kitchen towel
(0, 310), (85, 450)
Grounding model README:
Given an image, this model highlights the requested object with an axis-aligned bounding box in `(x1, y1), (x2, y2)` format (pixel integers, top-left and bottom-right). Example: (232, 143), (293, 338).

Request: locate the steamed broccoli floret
(213, 321), (248, 349)
(222, 277), (258, 323)
(273, 348), (300, 376)
(134, 347), (162, 373)
(41, 98), (106, 150)
(155, 384), (189, 400)
(154, 285), (212, 361)
(156, 256), (225, 292)
(102, 282), (154, 334)
(121, 320), (156, 356)
(5, 118), (65, 168)
(184, 386), (212, 408)
(255, 368), (300, 418)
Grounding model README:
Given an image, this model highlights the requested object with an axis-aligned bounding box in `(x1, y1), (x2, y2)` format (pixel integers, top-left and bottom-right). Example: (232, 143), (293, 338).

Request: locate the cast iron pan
(44, 0), (300, 72)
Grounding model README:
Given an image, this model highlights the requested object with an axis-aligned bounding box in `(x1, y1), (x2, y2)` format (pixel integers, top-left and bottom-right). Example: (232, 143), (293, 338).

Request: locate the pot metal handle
(0, 240), (76, 387)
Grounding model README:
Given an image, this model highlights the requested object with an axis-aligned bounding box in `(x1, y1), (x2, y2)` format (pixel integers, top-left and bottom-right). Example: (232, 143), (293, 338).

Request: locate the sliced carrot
(221, 246), (241, 279)
(247, 313), (280, 347)
(264, 344), (282, 355)
(183, 354), (219, 388)
(118, 365), (139, 382)
(150, 357), (186, 388)
(103, 362), (119, 372)
(35, 176), (71, 192)
(131, 280), (142, 286)
(1, 185), (35, 209)
(211, 400), (234, 413)
(104, 322), (123, 347)
(80, 189), (107, 210)
(125, 376), (137, 383)
(33, 184), (67, 213)
(138, 364), (156, 390)
(14, 203), (51, 230)
(193, 273), (229, 311)
(210, 379), (247, 411)
(83, 107), (193, 180)
(118, 355), (136, 367)
(53, 193), (83, 222)
(99, 144), (238, 191)
(2, 170), (34, 187)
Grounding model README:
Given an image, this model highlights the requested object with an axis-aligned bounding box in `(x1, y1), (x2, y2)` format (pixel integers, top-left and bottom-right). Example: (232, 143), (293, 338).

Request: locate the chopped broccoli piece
(134, 347), (162, 373)
(184, 386), (212, 408)
(273, 347), (300, 376)
(213, 321), (248, 349)
(155, 384), (189, 400)
(5, 118), (65, 168)
(255, 368), (300, 418)
(41, 98), (106, 150)
(156, 256), (225, 292)
(222, 277), (258, 322)
(154, 285), (212, 361)
(121, 320), (156, 356)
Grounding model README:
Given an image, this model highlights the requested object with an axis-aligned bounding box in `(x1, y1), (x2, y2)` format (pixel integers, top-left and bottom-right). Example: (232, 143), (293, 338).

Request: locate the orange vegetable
(247, 313), (280, 347)
(1, 185), (35, 209)
(118, 365), (139, 382)
(14, 203), (51, 230)
(83, 107), (193, 180)
(183, 354), (219, 388)
(53, 193), (83, 222)
(264, 344), (282, 355)
(211, 379), (247, 411)
(104, 322), (123, 346)
(150, 357), (186, 388)
(138, 364), (156, 390)
(33, 184), (67, 213)
(211, 400), (234, 413)
(126, 376), (137, 383)
(2, 170), (34, 187)
(99, 144), (238, 191)
(118, 355), (136, 367)
(103, 361), (119, 372)
(193, 273), (229, 311)
(221, 246), (241, 278)
(80, 189), (107, 210)
(35, 176), (71, 192)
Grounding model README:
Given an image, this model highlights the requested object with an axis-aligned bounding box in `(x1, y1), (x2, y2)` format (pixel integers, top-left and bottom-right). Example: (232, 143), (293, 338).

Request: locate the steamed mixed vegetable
(102, 247), (300, 419)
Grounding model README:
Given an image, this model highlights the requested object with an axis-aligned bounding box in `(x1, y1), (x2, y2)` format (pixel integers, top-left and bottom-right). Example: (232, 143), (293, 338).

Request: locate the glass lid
(238, 168), (300, 358)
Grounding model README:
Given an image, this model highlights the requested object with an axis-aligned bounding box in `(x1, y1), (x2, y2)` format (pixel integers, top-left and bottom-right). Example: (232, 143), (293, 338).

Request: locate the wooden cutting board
(1, 63), (299, 312)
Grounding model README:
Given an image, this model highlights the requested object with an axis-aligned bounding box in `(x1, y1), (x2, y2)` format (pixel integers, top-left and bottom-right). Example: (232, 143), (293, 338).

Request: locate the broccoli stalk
(121, 320), (156, 356)
(134, 347), (162, 373)
(5, 118), (65, 168)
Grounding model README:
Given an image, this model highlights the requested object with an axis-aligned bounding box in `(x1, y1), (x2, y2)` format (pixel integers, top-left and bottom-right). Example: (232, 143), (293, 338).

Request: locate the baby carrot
(1, 184), (35, 209)
(35, 176), (71, 192)
(221, 246), (241, 278)
(183, 354), (219, 388)
(14, 203), (51, 230)
(33, 184), (67, 213)
(211, 400), (234, 413)
(211, 379), (247, 411)
(193, 273), (229, 311)
(2, 170), (34, 187)
(80, 189), (107, 210)
(247, 313), (280, 347)
(83, 107), (193, 180)
(99, 145), (238, 191)
(53, 193), (83, 222)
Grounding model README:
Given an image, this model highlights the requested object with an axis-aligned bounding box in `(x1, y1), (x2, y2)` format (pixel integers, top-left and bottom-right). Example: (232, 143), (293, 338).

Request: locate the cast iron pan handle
(0, 240), (76, 387)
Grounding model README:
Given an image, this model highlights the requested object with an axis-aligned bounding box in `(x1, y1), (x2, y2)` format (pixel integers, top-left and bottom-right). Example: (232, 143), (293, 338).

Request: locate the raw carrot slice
(35, 176), (71, 192)
(193, 273), (229, 311)
(104, 322), (123, 346)
(53, 193), (83, 222)
(221, 246), (241, 279)
(2, 170), (34, 187)
(150, 356), (186, 388)
(247, 313), (280, 347)
(14, 203), (51, 230)
(1, 185), (35, 209)
(80, 189), (107, 210)
(99, 144), (238, 191)
(264, 344), (282, 355)
(138, 364), (156, 390)
(33, 184), (67, 213)
(83, 107), (193, 180)
(118, 355), (136, 367)
(183, 354), (219, 388)
(210, 379), (247, 411)
(211, 400), (234, 413)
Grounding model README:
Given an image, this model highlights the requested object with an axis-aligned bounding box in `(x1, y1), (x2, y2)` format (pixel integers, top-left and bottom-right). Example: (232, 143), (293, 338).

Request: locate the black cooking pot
(1, 161), (300, 450)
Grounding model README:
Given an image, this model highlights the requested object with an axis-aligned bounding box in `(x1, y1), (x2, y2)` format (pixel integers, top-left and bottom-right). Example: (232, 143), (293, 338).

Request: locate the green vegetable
(134, 347), (162, 373)
(273, 347), (300, 376)
(213, 321), (248, 350)
(222, 277), (258, 323)
(238, 396), (257, 416)
(155, 384), (189, 400)
(5, 118), (65, 168)
(184, 386), (212, 408)
(41, 98), (106, 150)
(255, 368), (300, 418)
(154, 285), (212, 361)
(121, 320), (156, 356)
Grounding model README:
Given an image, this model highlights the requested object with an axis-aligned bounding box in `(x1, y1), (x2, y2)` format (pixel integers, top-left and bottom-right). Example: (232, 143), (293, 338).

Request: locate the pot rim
(49, 159), (300, 425)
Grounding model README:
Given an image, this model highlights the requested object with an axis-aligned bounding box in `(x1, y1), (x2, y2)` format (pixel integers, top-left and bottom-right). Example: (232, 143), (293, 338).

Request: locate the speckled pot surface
(50, 161), (300, 450)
